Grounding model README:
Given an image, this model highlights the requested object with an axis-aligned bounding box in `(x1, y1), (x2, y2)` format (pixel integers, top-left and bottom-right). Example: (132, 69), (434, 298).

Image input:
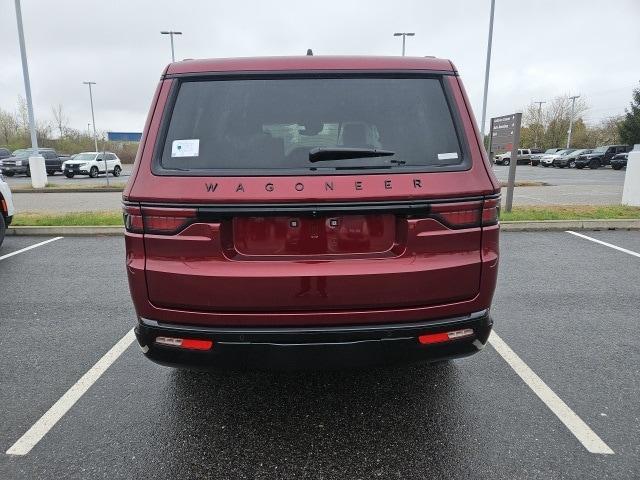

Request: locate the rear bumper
(134, 310), (493, 370)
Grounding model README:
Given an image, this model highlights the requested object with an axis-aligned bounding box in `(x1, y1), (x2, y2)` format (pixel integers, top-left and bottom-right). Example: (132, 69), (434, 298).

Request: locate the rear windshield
(157, 76), (466, 175)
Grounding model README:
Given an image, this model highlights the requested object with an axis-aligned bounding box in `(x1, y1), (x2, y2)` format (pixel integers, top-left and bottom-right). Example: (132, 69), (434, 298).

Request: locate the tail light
(424, 197), (500, 229)
(123, 205), (143, 233)
(429, 201), (482, 228)
(481, 198), (500, 226)
(123, 205), (196, 235)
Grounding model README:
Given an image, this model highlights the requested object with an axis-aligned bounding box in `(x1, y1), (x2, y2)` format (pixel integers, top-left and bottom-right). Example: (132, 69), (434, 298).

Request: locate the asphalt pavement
(0, 232), (638, 479)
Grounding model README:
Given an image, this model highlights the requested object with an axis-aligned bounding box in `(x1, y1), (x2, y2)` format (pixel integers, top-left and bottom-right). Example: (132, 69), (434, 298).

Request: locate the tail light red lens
(429, 201), (482, 229)
(426, 197), (500, 229)
(123, 205), (196, 235)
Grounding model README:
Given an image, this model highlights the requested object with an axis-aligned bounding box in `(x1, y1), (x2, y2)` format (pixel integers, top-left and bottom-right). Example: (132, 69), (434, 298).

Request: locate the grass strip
(9, 205), (640, 227)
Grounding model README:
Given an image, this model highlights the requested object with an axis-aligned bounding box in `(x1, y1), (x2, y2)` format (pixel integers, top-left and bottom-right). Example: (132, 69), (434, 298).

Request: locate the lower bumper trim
(135, 310), (493, 370)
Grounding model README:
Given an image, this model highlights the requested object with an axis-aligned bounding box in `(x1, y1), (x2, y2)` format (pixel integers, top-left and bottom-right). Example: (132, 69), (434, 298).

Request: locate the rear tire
(46, 170), (55, 176)
(503, 159), (510, 166)
(65, 172), (75, 178)
(89, 166), (99, 178)
(569, 160), (576, 168)
(589, 159), (600, 169)
(612, 165), (622, 170)
(113, 165), (122, 177)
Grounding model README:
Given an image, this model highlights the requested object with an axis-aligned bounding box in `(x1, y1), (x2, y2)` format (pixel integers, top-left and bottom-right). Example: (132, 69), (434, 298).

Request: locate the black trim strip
(126, 193), (499, 209)
(139, 310), (489, 344)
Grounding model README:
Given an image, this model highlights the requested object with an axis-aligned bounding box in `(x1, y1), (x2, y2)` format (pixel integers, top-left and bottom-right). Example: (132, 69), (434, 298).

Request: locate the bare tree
(522, 95), (588, 148)
(51, 104), (68, 138)
(16, 95), (29, 132)
(0, 108), (19, 144)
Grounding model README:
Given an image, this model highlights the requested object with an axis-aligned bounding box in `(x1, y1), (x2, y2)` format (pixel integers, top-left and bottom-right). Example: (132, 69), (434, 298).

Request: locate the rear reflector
(155, 336), (213, 350)
(418, 328), (474, 345)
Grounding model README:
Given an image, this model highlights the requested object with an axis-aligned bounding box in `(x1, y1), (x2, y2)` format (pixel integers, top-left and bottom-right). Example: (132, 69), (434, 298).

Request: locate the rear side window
(157, 76), (467, 175)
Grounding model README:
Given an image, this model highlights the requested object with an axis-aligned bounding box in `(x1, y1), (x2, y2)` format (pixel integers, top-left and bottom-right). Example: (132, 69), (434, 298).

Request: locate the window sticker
(437, 152), (458, 160)
(172, 139), (200, 157)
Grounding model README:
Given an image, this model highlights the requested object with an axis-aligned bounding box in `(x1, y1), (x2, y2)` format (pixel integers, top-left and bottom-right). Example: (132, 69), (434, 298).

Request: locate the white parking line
(489, 331), (614, 455)
(5, 329), (135, 456)
(566, 230), (640, 258)
(0, 237), (63, 261)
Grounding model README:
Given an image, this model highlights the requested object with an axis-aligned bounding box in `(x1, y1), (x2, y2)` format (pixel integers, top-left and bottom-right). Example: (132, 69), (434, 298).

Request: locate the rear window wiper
(309, 147), (395, 163)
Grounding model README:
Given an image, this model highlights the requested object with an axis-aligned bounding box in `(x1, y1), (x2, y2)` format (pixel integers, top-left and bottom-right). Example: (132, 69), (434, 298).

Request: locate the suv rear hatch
(128, 70), (498, 317)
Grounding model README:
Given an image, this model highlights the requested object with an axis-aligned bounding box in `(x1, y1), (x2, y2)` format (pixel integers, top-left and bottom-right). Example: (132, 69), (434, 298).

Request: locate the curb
(500, 219), (640, 231)
(12, 188), (124, 194)
(5, 219), (640, 236)
(7, 226), (123, 236)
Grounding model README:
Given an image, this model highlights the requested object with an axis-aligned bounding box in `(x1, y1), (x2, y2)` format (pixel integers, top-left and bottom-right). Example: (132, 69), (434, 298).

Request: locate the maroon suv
(124, 56), (500, 368)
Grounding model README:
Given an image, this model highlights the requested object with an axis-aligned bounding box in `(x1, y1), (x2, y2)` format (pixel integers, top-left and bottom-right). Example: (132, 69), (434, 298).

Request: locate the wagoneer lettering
(125, 55), (500, 369)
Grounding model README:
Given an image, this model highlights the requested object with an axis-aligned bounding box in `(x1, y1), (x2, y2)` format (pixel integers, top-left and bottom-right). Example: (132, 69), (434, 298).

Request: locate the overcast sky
(1, 0), (639, 135)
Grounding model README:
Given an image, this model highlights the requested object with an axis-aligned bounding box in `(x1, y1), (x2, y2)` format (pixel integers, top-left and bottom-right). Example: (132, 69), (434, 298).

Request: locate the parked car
(540, 149), (576, 167)
(63, 151), (123, 178)
(0, 148), (65, 176)
(553, 149), (592, 168)
(0, 171), (15, 247)
(531, 148), (561, 166)
(610, 152), (629, 170)
(574, 145), (631, 169)
(125, 56), (500, 369)
(493, 148), (533, 166)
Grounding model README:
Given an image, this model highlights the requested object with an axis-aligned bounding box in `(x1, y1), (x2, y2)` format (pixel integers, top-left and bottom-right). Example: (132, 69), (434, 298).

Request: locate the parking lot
(0, 231), (638, 479)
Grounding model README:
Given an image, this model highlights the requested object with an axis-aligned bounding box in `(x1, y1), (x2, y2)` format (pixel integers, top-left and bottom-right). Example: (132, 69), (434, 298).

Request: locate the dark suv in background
(574, 145), (630, 169)
(0, 148), (67, 176)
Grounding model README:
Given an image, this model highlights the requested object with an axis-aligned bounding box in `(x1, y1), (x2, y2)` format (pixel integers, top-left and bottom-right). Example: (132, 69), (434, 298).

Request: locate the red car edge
(124, 55), (500, 369)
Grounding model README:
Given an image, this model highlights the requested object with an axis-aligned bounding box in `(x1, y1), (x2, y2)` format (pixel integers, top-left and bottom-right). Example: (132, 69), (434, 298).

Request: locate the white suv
(0, 172), (16, 247)
(62, 151), (123, 178)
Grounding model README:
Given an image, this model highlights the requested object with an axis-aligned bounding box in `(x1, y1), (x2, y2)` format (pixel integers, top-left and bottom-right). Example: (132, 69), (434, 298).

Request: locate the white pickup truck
(493, 149), (532, 166)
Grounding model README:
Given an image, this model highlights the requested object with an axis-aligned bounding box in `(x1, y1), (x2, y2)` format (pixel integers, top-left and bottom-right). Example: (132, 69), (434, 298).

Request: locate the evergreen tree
(618, 83), (640, 145)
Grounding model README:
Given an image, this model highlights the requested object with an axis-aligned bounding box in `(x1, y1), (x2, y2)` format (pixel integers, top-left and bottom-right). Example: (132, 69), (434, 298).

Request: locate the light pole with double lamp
(83, 81), (109, 185)
(393, 32), (415, 56)
(161, 30), (182, 62)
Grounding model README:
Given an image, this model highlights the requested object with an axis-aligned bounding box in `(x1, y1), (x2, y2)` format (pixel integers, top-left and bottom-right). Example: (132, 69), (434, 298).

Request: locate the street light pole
(161, 31), (182, 62)
(534, 100), (546, 148)
(393, 32), (415, 56)
(83, 82), (98, 152)
(14, 0), (38, 151)
(567, 95), (580, 149)
(14, 0), (49, 187)
(479, 0), (496, 139)
(82, 81), (109, 185)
